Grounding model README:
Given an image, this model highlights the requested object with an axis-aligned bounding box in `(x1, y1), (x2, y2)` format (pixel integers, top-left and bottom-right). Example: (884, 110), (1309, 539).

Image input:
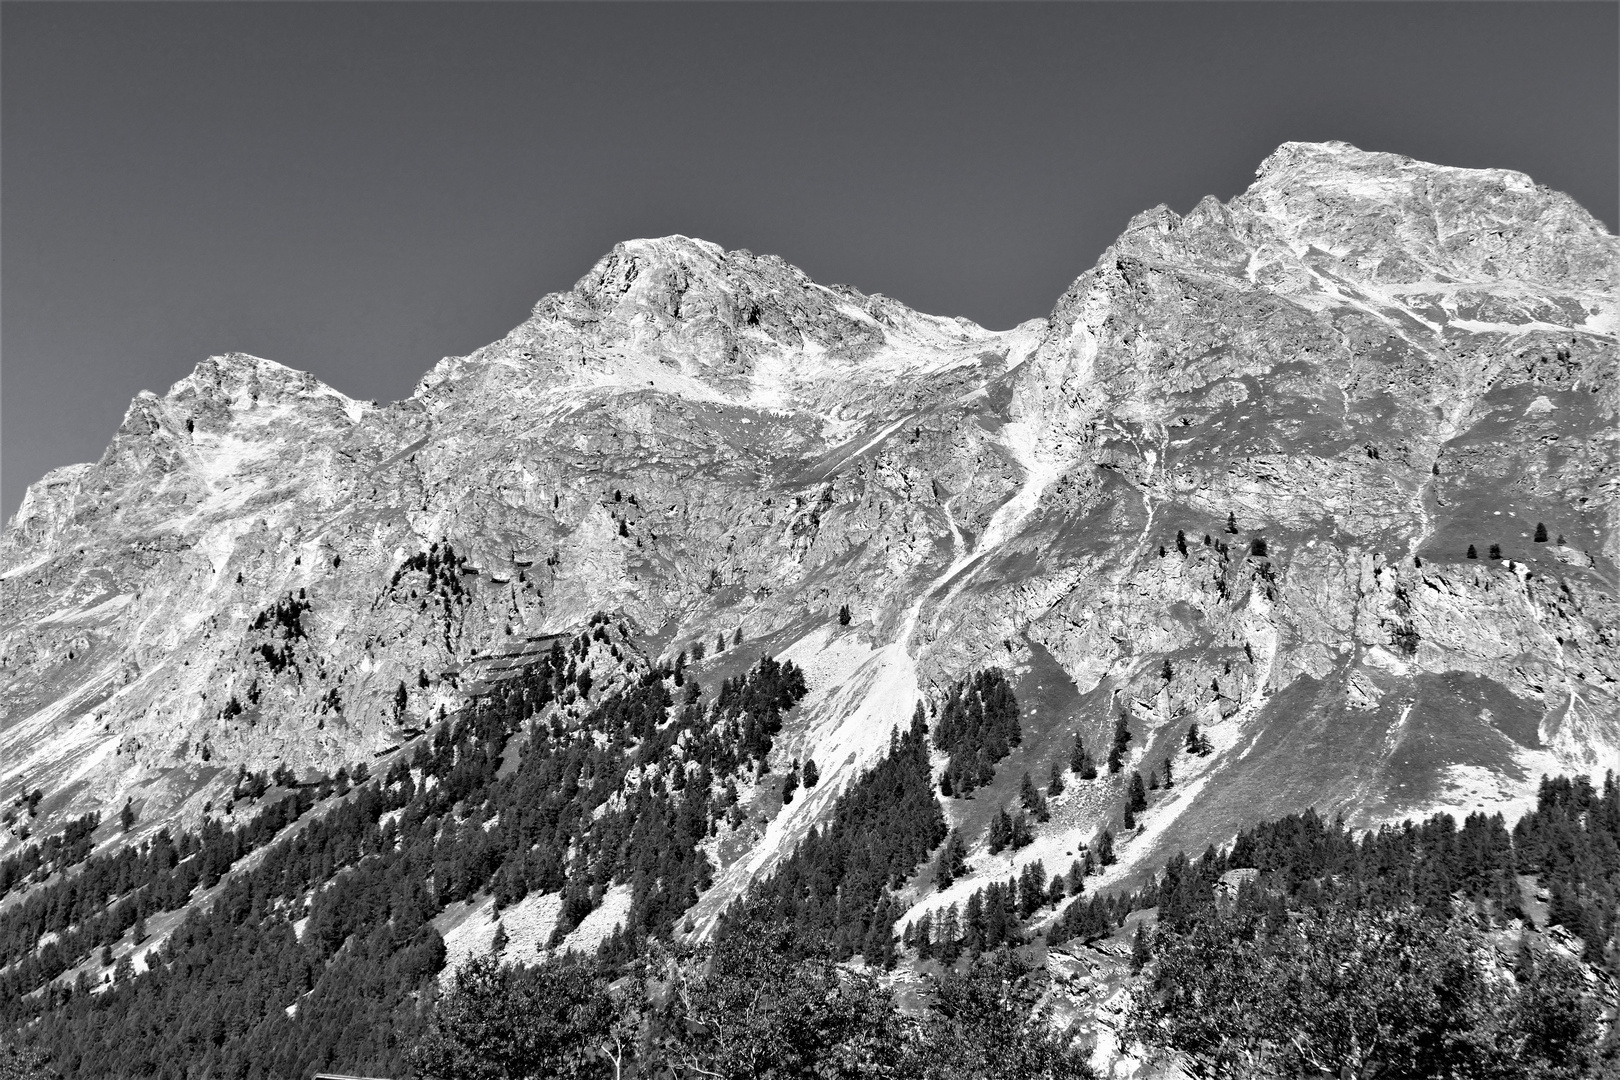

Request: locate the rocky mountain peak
(168, 352), (355, 411)
(1238, 140), (1617, 291)
(0, 146), (1614, 1025)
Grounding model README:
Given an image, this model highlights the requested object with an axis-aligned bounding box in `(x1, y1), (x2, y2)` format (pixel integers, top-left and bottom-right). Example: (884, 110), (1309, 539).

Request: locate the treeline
(4, 623), (814, 1080)
(0, 812), (99, 901)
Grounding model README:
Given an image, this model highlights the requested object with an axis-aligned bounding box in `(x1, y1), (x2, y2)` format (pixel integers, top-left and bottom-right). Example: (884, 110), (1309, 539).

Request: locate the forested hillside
(1, 614), (1616, 1079)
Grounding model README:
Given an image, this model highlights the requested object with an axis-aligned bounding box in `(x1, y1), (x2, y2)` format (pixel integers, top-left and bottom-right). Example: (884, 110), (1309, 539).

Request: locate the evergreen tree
(936, 904), (961, 963)
(1010, 813), (1034, 850)
(1127, 772), (1148, 815)
(1070, 732), (1096, 780)
(936, 829), (967, 888)
(1097, 829), (1116, 867)
(1534, 522), (1549, 543)
(1129, 924), (1150, 972)
(1019, 773), (1042, 812)
(838, 604), (851, 626)
(802, 758), (819, 789)
(1226, 511), (1239, 534)
(1047, 764), (1065, 797)
(1467, 544), (1478, 559)
(489, 920), (508, 956)
(1489, 543), (1502, 559)
(1108, 712), (1131, 774)
(1176, 529), (1188, 555)
(988, 811), (1013, 856)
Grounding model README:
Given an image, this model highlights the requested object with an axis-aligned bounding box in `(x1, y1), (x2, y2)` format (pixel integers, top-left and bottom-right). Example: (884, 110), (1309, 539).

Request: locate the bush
(410, 953), (619, 1080)
(1125, 903), (1598, 1080)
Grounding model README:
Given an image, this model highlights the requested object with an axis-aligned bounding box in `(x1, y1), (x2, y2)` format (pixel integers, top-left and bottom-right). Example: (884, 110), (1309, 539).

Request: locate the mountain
(2, 140), (1616, 978)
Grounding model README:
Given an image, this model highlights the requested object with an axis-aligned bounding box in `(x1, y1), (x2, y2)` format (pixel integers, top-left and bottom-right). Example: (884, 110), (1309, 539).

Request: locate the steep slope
(2, 142), (1616, 937)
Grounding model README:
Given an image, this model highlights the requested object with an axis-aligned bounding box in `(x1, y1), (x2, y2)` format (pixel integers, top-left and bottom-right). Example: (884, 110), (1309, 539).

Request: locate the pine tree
(802, 758), (819, 789)
(1176, 529), (1188, 555)
(1128, 771), (1148, 814)
(937, 904), (961, 962)
(963, 892), (985, 955)
(862, 899), (897, 969)
(120, 800), (136, 832)
(935, 829), (967, 887)
(1109, 712), (1132, 773)
(490, 920), (508, 956)
(988, 811), (1013, 856)
(1467, 544), (1478, 559)
(838, 604), (852, 625)
(1019, 772), (1041, 811)
(1069, 731), (1093, 778)
(1047, 763), (1065, 797)
(1489, 543), (1503, 559)
(1162, 757), (1174, 788)
(1010, 812), (1034, 850)
(1226, 511), (1239, 534)
(1535, 522), (1549, 543)
(1097, 828), (1116, 866)
(733, 626), (743, 646)
(1129, 923), (1151, 972)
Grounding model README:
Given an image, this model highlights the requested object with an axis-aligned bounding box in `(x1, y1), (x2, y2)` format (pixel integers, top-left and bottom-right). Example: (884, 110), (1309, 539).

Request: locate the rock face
(3, 142), (1616, 906)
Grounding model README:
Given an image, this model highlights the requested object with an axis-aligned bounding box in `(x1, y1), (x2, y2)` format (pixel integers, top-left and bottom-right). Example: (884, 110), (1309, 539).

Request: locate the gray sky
(4, 2), (1615, 518)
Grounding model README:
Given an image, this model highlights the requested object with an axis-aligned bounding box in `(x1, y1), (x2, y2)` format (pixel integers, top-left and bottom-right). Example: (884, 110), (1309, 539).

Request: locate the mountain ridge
(2, 142), (1616, 952)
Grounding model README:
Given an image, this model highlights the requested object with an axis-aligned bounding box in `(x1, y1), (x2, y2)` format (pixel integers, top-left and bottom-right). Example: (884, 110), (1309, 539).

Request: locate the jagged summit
(412, 232), (1014, 423)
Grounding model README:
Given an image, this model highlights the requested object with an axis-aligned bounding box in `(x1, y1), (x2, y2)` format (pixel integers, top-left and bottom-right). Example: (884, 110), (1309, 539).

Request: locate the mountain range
(1, 141), (1616, 1046)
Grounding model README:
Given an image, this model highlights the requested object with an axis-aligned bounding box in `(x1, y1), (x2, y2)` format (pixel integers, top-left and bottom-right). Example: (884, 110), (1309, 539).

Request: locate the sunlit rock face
(3, 142), (1615, 902)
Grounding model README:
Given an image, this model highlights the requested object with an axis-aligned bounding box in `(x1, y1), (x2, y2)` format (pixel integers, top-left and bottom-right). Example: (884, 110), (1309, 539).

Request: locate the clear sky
(3, 2), (1615, 518)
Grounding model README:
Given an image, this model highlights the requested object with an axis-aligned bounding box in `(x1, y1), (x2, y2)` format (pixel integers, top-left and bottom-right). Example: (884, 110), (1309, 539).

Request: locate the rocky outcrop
(3, 144), (1616, 914)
